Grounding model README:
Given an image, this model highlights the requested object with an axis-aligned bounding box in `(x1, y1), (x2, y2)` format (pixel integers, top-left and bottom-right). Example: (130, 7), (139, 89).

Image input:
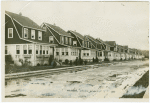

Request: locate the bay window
(43, 46), (45, 54)
(46, 46), (49, 55)
(40, 45), (42, 54)
(8, 28), (13, 38)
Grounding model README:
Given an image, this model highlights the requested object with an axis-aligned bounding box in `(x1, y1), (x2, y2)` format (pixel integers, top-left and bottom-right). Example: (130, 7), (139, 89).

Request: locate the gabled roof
(45, 23), (73, 38)
(123, 45), (128, 49)
(68, 30), (84, 40)
(5, 11), (43, 30)
(105, 41), (116, 47)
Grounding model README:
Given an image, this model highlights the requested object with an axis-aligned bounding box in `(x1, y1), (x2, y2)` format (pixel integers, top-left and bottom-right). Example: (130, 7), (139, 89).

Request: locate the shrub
(95, 57), (99, 63)
(49, 56), (53, 66)
(104, 58), (109, 61)
(51, 60), (57, 68)
(44, 64), (47, 66)
(84, 60), (87, 65)
(120, 58), (122, 61)
(93, 57), (95, 63)
(113, 59), (116, 61)
(79, 58), (83, 65)
(37, 63), (40, 66)
(65, 59), (69, 64)
(70, 60), (72, 66)
(74, 57), (79, 66)
(5, 55), (14, 64)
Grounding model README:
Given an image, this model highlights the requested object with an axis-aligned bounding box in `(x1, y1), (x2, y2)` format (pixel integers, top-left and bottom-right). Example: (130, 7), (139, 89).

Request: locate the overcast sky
(2, 1), (149, 50)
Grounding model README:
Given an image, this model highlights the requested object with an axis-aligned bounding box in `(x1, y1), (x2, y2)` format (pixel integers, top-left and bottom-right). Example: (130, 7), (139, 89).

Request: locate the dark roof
(123, 45), (128, 49)
(5, 11), (43, 30)
(105, 41), (116, 47)
(85, 35), (97, 43)
(45, 23), (73, 37)
(69, 30), (84, 39)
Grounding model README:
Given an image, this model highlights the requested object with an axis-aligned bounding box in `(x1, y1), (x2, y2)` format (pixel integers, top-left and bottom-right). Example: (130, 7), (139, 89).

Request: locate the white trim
(8, 28), (13, 38)
(45, 23), (60, 44)
(31, 29), (35, 39)
(45, 23), (74, 38)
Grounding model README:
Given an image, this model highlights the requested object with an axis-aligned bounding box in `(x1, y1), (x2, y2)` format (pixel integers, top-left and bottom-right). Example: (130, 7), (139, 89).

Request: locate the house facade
(41, 23), (80, 62)
(5, 11), (57, 66)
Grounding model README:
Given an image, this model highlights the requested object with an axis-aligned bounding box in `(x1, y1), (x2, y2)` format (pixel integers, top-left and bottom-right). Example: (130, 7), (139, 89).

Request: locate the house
(123, 45), (130, 60)
(41, 23), (79, 62)
(5, 11), (57, 66)
(104, 41), (117, 61)
(117, 45), (126, 60)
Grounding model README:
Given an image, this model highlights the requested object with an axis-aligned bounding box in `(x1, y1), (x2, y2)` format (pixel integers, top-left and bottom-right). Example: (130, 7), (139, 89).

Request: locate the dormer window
(8, 28), (13, 38)
(73, 41), (77, 46)
(65, 37), (68, 44)
(38, 31), (42, 40)
(49, 36), (54, 43)
(24, 28), (28, 38)
(69, 38), (72, 45)
(31, 30), (35, 39)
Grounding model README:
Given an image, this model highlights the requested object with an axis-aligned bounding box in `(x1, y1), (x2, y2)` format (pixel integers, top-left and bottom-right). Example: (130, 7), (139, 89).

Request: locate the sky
(2, 1), (149, 50)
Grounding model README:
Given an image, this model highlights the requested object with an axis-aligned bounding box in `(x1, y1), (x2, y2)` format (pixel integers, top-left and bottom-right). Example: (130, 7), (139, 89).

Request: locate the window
(5, 46), (8, 54)
(87, 53), (89, 56)
(46, 46), (49, 55)
(8, 28), (13, 38)
(23, 45), (27, 54)
(28, 45), (32, 54)
(84, 53), (86, 56)
(49, 36), (54, 43)
(38, 31), (42, 40)
(43, 26), (47, 31)
(43, 46), (45, 54)
(36, 45), (39, 54)
(62, 52), (64, 55)
(24, 28), (28, 38)
(66, 52), (68, 55)
(40, 45), (42, 54)
(69, 38), (72, 45)
(16, 45), (20, 54)
(100, 52), (102, 56)
(31, 30), (35, 39)
(73, 41), (77, 46)
(65, 37), (68, 44)
(61, 36), (64, 44)
(98, 52), (99, 57)
(56, 52), (59, 55)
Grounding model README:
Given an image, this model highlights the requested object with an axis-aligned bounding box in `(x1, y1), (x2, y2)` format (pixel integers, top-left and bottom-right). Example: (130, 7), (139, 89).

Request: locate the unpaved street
(5, 60), (149, 98)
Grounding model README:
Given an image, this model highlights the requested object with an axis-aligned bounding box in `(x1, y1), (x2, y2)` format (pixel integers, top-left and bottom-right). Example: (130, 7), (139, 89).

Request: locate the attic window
(49, 36), (54, 43)
(31, 30), (35, 39)
(61, 36), (64, 44)
(24, 28), (28, 38)
(8, 28), (13, 38)
(73, 41), (77, 46)
(38, 31), (42, 40)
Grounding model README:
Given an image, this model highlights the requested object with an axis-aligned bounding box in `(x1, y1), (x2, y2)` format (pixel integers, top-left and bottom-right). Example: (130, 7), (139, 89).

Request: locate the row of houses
(5, 11), (144, 66)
